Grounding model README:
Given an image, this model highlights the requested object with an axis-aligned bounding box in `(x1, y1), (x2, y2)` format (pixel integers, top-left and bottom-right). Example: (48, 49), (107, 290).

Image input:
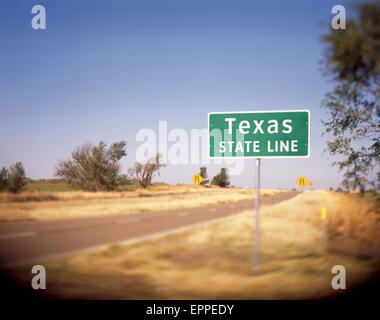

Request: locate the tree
(211, 168), (230, 188)
(0, 167), (9, 191)
(55, 141), (127, 191)
(321, 2), (380, 194)
(117, 174), (131, 186)
(128, 153), (166, 188)
(199, 166), (209, 185)
(7, 162), (27, 193)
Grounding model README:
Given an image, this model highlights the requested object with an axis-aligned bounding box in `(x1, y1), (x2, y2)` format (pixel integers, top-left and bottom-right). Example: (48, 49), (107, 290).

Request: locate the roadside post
(208, 110), (310, 274)
(321, 207), (327, 249)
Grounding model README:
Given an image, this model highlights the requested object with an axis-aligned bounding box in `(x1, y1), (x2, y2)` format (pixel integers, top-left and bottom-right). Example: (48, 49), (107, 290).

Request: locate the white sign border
(207, 109), (311, 159)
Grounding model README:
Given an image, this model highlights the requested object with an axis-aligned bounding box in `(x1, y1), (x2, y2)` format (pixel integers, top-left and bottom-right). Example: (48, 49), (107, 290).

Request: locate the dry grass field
(0, 185), (283, 221)
(7, 190), (380, 299)
(0, 184), (229, 202)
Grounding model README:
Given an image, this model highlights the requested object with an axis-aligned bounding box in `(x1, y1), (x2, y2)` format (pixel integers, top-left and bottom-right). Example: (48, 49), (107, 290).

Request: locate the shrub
(199, 166), (209, 185)
(55, 141), (127, 191)
(211, 168), (230, 188)
(7, 162), (27, 193)
(0, 167), (8, 191)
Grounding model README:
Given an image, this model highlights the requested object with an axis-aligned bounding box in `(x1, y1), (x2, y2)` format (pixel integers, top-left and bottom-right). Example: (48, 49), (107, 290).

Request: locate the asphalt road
(0, 191), (299, 268)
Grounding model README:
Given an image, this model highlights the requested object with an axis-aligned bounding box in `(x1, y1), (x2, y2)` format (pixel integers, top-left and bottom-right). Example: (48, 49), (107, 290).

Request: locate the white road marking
(209, 208), (217, 212)
(116, 218), (140, 224)
(178, 212), (189, 217)
(230, 205), (236, 209)
(0, 232), (37, 240)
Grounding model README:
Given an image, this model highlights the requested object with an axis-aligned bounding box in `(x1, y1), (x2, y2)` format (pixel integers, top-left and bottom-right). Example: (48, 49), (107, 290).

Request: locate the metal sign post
(253, 158), (261, 274)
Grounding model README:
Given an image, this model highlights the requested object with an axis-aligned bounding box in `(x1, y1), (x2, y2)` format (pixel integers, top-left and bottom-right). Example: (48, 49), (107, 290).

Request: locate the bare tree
(128, 153), (166, 188)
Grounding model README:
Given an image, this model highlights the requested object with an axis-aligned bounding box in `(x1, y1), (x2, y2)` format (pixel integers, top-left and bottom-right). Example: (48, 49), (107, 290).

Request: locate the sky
(0, 0), (358, 189)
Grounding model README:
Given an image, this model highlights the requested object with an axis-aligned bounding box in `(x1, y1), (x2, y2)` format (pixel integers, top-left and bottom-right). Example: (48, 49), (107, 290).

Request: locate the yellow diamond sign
(296, 176), (308, 188)
(192, 173), (203, 185)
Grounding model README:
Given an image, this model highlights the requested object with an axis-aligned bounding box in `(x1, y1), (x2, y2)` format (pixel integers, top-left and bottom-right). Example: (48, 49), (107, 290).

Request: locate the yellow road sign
(309, 181), (314, 187)
(321, 207), (327, 220)
(296, 176), (308, 188)
(192, 173), (203, 185)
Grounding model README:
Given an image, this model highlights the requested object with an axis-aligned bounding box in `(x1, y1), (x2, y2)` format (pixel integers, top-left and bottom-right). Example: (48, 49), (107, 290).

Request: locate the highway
(0, 191), (299, 268)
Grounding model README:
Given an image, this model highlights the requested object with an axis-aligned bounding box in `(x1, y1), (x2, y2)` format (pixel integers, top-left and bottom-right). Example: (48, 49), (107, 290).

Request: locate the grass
(2, 184), (240, 203)
(0, 185), (284, 221)
(24, 179), (175, 193)
(7, 190), (380, 299)
(24, 179), (76, 192)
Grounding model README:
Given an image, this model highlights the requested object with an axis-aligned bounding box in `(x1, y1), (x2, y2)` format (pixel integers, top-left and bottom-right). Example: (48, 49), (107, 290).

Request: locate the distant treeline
(1, 140), (231, 193)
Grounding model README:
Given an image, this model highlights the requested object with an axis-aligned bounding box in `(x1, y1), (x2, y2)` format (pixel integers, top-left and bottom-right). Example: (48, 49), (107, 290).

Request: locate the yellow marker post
(321, 207), (327, 249)
(321, 207), (327, 220)
(309, 181), (314, 187)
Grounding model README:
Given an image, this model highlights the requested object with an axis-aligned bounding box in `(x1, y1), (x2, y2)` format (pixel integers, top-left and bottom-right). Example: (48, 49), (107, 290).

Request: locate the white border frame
(207, 109), (310, 159)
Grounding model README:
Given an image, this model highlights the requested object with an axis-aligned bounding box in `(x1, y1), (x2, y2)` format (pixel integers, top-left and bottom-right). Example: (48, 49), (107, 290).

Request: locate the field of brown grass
(8, 190), (380, 299)
(0, 185), (283, 221)
(0, 185), (228, 202)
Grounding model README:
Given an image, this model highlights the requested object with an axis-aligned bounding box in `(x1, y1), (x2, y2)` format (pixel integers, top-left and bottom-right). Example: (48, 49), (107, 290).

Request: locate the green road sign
(208, 110), (310, 158)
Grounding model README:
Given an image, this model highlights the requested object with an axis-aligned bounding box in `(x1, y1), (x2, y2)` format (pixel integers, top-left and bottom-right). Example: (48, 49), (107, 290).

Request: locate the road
(0, 191), (298, 268)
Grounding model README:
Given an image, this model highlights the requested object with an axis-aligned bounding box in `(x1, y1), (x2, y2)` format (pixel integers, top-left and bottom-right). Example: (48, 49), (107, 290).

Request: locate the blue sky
(0, 0), (356, 189)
